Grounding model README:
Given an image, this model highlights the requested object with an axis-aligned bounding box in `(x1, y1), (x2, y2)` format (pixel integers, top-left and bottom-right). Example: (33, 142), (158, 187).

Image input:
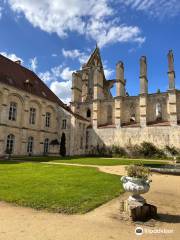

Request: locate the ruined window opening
(130, 113), (136, 123)
(155, 103), (162, 120)
(87, 109), (91, 118)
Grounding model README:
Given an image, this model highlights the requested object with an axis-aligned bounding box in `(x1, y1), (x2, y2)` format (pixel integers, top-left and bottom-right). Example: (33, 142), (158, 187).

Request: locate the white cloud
(86, 19), (145, 47)
(52, 53), (58, 57)
(104, 67), (114, 79)
(7, 0), (145, 47)
(60, 67), (74, 81)
(29, 57), (38, 72)
(62, 48), (89, 64)
(0, 51), (23, 63)
(50, 80), (72, 104)
(120, 0), (180, 18)
(39, 64), (74, 103)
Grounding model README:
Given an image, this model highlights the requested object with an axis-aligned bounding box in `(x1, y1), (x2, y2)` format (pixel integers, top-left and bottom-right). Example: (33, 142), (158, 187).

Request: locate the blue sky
(0, 0), (180, 103)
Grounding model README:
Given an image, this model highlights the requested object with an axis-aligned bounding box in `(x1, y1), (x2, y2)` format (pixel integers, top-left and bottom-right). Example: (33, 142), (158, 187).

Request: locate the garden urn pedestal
(121, 176), (157, 221)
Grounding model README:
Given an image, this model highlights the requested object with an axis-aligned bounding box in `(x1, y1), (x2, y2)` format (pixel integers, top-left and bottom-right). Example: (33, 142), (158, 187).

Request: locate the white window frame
(29, 107), (36, 125)
(27, 136), (34, 154)
(45, 112), (51, 127)
(9, 102), (17, 121)
(44, 138), (49, 154)
(62, 119), (67, 129)
(6, 134), (15, 153)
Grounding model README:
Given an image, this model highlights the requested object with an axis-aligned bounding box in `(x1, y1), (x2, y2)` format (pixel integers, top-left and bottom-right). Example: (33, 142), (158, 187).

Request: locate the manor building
(71, 47), (180, 149)
(0, 54), (88, 156)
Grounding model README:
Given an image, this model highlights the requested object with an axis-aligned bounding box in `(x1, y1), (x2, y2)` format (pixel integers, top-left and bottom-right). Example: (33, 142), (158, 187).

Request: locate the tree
(60, 133), (66, 156)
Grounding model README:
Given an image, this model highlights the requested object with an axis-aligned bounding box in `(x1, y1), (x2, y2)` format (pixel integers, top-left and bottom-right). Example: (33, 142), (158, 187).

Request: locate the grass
(53, 158), (168, 167)
(0, 162), (122, 214)
(12, 156), (169, 167)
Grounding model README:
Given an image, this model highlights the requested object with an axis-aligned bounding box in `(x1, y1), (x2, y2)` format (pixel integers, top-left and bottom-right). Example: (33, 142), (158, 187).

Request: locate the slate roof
(0, 54), (89, 122)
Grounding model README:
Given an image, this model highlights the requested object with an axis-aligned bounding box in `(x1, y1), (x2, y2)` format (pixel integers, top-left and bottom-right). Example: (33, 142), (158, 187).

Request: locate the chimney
(15, 60), (21, 65)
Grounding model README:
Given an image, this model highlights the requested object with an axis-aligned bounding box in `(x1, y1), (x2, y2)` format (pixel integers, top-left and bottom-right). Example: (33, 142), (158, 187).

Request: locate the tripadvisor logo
(135, 227), (144, 235)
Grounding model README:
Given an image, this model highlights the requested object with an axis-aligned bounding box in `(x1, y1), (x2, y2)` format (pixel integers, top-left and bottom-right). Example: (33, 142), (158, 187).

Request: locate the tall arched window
(27, 137), (34, 154)
(87, 109), (91, 118)
(107, 105), (112, 124)
(9, 102), (17, 121)
(6, 134), (15, 153)
(155, 102), (162, 120)
(44, 138), (49, 154)
(29, 108), (36, 124)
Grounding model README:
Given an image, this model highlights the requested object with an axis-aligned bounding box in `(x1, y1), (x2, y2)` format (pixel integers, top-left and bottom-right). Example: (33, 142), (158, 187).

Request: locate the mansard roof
(0, 54), (89, 122)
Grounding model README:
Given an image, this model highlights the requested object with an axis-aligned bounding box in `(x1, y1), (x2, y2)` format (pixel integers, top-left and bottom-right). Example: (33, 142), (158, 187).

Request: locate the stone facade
(71, 47), (180, 150)
(0, 55), (88, 156)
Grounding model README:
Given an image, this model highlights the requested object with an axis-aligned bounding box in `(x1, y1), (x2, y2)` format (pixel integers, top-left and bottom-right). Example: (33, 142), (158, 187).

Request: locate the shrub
(139, 142), (165, 158)
(126, 144), (142, 158)
(88, 145), (111, 157)
(111, 145), (127, 157)
(125, 164), (151, 180)
(165, 145), (179, 156)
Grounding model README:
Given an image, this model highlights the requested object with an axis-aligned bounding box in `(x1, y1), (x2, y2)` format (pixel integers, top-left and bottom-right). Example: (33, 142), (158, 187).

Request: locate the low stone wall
(90, 125), (180, 148)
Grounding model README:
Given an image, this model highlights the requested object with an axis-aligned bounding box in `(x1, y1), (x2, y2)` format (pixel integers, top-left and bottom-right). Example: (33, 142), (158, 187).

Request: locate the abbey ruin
(71, 47), (180, 150)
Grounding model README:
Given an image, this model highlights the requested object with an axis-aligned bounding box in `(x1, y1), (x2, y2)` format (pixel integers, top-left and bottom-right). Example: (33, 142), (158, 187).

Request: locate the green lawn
(0, 162), (122, 214)
(12, 156), (169, 167)
(53, 158), (168, 167)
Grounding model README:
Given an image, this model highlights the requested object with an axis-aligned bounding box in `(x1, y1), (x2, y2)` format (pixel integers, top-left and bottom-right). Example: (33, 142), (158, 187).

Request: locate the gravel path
(0, 164), (179, 240)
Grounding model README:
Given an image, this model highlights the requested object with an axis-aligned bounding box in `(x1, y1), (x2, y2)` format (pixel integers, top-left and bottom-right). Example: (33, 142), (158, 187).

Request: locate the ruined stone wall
(177, 91), (180, 122)
(89, 125), (180, 149)
(99, 100), (115, 126)
(147, 93), (168, 122)
(121, 96), (140, 124)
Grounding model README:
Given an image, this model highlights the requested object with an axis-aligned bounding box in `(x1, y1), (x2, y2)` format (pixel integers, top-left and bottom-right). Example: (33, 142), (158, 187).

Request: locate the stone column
(93, 67), (103, 100)
(139, 56), (148, 127)
(116, 61), (126, 97)
(71, 72), (82, 104)
(82, 72), (88, 102)
(167, 50), (177, 125)
(168, 50), (175, 90)
(115, 97), (122, 128)
(140, 56), (148, 95)
(92, 100), (100, 128)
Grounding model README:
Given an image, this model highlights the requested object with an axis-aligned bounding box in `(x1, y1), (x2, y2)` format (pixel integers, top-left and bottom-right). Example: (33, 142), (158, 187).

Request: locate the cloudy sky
(0, 0), (180, 103)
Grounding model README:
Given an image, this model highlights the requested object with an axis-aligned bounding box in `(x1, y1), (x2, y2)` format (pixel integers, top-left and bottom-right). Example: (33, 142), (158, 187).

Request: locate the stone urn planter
(121, 176), (151, 204)
(120, 164), (157, 221)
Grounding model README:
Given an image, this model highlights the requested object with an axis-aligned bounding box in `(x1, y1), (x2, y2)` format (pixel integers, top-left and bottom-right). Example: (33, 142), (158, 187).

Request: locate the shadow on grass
(158, 213), (180, 223)
(0, 156), (87, 164)
(0, 160), (23, 164)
